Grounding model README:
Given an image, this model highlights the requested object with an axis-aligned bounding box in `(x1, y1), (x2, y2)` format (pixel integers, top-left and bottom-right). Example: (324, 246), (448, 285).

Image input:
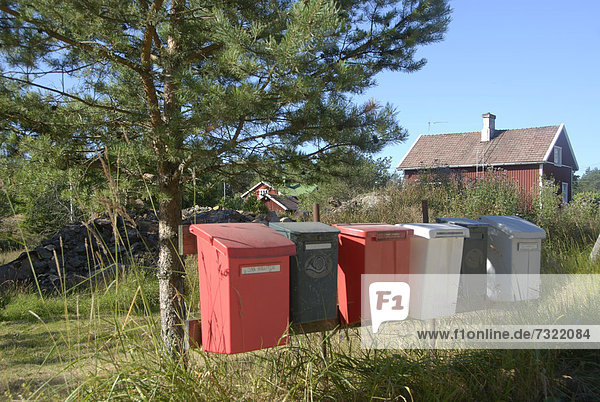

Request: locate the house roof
(241, 181), (274, 199)
(241, 180), (317, 199)
(397, 125), (577, 170)
(263, 193), (299, 211)
(281, 183), (318, 197)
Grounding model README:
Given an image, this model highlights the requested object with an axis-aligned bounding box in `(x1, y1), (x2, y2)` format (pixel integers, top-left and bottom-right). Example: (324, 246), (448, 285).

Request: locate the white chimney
(481, 113), (496, 142)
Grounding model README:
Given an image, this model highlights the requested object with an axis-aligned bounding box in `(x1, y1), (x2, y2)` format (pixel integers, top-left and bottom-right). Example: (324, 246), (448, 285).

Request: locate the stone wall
(0, 208), (291, 292)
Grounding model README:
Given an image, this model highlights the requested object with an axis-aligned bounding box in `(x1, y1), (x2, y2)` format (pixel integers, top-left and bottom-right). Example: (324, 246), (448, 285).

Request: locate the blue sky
(364, 0), (600, 175)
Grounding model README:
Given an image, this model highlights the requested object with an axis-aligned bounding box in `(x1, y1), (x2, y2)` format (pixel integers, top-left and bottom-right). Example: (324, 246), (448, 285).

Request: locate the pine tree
(0, 0), (451, 355)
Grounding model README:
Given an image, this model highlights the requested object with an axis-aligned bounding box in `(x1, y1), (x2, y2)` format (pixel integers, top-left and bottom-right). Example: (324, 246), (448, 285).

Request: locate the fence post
(591, 232), (600, 262)
(421, 200), (429, 223)
(312, 203), (320, 223)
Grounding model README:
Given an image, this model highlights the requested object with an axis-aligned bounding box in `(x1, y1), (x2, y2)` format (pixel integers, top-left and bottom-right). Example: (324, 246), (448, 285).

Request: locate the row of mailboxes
(189, 216), (546, 354)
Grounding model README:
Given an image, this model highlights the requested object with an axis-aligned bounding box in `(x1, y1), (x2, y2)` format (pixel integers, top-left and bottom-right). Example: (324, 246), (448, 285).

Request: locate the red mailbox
(189, 223), (296, 354)
(334, 224), (413, 325)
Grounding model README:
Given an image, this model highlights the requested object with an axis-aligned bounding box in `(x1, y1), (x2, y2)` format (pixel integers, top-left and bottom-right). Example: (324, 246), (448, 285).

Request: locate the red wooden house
(396, 113), (579, 202)
(241, 181), (300, 213)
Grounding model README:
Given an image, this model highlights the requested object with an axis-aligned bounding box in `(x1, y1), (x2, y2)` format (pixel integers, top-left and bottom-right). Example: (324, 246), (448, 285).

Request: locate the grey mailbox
(436, 217), (488, 275)
(478, 215), (546, 301)
(269, 222), (340, 324)
(436, 217), (489, 311)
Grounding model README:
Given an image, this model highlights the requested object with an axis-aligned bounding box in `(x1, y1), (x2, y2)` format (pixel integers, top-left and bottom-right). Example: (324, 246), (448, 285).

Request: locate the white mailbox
(398, 223), (469, 320)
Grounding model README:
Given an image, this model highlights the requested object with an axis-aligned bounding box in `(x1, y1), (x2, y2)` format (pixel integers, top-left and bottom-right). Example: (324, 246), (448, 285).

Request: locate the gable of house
(397, 119), (577, 172)
(241, 181), (277, 200)
(241, 180), (306, 212)
(544, 126), (578, 170)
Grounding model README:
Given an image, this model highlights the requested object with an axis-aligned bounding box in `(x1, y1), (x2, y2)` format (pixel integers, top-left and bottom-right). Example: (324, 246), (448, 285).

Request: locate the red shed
(396, 113), (578, 202)
(241, 181), (300, 213)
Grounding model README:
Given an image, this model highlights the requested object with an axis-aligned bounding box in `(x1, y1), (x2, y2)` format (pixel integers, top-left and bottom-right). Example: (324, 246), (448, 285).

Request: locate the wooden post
(312, 203), (320, 223)
(421, 200), (429, 223)
(591, 232), (600, 262)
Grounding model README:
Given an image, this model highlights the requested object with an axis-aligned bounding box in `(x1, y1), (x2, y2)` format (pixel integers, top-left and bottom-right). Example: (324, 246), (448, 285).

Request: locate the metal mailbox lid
(269, 222), (340, 235)
(333, 223), (413, 240)
(189, 223), (296, 258)
(436, 217), (489, 228)
(478, 215), (546, 239)
(399, 223), (469, 239)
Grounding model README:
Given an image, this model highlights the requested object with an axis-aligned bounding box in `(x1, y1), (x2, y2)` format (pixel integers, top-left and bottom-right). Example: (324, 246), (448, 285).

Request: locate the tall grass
(2, 172), (600, 400)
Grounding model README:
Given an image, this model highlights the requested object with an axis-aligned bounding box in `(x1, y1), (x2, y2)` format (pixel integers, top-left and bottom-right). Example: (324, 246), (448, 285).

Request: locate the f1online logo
(369, 282), (410, 333)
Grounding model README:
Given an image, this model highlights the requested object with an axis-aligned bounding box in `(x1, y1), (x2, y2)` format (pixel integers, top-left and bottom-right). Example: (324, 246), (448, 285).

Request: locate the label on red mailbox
(374, 232), (407, 241)
(241, 264), (281, 275)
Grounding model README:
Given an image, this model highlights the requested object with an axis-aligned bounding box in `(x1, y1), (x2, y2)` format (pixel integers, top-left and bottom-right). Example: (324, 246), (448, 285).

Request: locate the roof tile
(398, 126), (560, 169)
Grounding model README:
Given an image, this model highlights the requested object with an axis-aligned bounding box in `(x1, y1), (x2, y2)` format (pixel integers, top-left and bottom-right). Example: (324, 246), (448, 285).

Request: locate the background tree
(0, 0), (451, 355)
(575, 168), (600, 193)
(299, 154), (393, 208)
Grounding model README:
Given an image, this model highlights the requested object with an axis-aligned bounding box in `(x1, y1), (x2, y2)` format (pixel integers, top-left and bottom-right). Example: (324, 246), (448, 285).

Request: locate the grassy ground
(0, 318), (114, 399)
(1, 249), (600, 400)
(3, 313), (600, 400)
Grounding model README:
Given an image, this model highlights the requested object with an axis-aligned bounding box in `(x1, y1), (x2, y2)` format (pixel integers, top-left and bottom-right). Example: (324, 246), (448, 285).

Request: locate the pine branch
(0, 5), (145, 75)
(0, 3), (165, 129)
(1, 74), (139, 116)
(185, 43), (223, 63)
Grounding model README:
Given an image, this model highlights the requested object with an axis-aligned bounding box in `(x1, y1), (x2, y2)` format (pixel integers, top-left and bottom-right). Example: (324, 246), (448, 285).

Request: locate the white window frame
(561, 182), (569, 203)
(554, 146), (563, 166)
(258, 188), (269, 197)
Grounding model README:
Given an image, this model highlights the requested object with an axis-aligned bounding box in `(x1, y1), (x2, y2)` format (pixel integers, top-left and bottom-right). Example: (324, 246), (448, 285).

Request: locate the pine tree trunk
(157, 163), (186, 356)
(157, 0), (186, 358)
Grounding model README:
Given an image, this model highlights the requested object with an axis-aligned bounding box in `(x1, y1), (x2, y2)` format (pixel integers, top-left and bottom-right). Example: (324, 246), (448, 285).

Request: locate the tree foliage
(299, 154), (393, 208)
(0, 0), (451, 354)
(575, 168), (600, 193)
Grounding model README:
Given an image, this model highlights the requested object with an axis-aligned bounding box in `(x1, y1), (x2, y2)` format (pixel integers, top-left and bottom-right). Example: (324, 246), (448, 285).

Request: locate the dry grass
(0, 250), (22, 266)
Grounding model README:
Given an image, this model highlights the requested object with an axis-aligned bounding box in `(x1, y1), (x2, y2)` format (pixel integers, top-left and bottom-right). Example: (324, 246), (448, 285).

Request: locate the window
(554, 146), (563, 166)
(258, 188), (269, 197)
(561, 182), (569, 203)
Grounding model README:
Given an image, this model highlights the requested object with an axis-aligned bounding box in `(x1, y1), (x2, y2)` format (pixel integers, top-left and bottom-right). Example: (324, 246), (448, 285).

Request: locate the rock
(293, 210), (310, 221)
(69, 257), (85, 270)
(33, 261), (50, 273)
(0, 262), (29, 286)
(35, 246), (54, 260)
(328, 197), (342, 207)
(20, 256), (40, 274)
(266, 211), (279, 222)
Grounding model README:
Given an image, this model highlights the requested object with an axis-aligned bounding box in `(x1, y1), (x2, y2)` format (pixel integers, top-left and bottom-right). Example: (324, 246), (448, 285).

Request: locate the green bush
(323, 170), (535, 225)
(572, 191), (600, 208)
(221, 195), (245, 211)
(450, 170), (534, 219)
(533, 181), (600, 246)
(241, 195), (269, 215)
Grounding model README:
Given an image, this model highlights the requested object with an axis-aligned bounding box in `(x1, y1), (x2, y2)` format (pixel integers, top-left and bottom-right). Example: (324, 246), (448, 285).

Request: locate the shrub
(221, 195), (245, 211)
(449, 170), (534, 219)
(241, 195), (269, 215)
